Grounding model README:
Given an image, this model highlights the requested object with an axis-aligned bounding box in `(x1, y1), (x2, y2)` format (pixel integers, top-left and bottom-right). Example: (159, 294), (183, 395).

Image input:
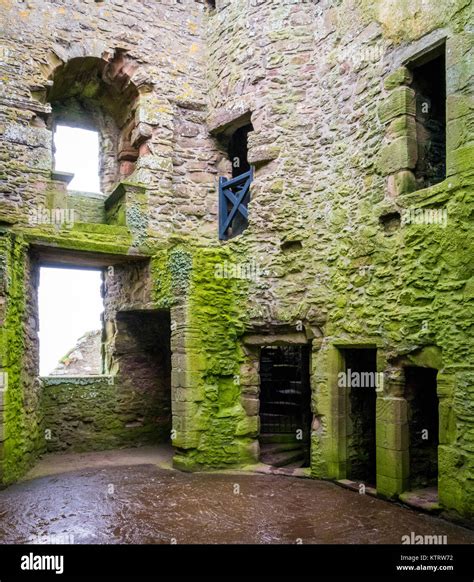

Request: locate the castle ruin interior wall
(0, 0), (472, 520)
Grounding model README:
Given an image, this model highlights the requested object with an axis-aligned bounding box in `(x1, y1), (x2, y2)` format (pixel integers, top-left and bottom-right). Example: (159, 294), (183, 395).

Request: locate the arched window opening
(46, 54), (140, 196)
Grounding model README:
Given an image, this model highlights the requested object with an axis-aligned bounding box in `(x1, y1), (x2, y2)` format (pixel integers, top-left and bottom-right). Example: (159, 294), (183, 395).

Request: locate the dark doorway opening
(409, 45), (446, 189)
(405, 366), (439, 489)
(113, 310), (172, 442)
(259, 345), (311, 468)
(343, 348), (377, 485)
(228, 124), (252, 178)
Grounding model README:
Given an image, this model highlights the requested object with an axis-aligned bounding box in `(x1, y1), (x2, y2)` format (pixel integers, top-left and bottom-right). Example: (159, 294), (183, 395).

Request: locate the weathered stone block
(447, 144), (474, 176)
(247, 144), (280, 165)
(378, 87), (416, 124)
(326, 460), (347, 480)
(437, 374), (454, 398)
(394, 169), (417, 194)
(383, 67), (413, 90)
(404, 346), (443, 370)
(446, 55), (473, 93)
(438, 445), (467, 513)
(173, 385), (205, 403)
(447, 94), (473, 121)
(239, 439), (260, 464)
(135, 94), (172, 126)
(172, 413), (202, 435)
(376, 421), (408, 450)
(447, 117), (470, 152)
(131, 122), (152, 148)
(376, 474), (407, 498)
(439, 400), (456, 445)
(376, 397), (407, 424)
(170, 400), (199, 416)
(241, 396), (259, 416)
(171, 368), (202, 389)
(235, 415), (259, 437)
(376, 446), (409, 480)
(239, 362), (259, 386)
(243, 332), (307, 346)
(377, 136), (418, 175)
(387, 170), (417, 196)
(387, 114), (416, 139)
(207, 106), (252, 135)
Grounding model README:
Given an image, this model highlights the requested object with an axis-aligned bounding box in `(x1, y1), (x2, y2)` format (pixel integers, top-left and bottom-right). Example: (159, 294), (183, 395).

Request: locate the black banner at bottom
(0, 544), (472, 580)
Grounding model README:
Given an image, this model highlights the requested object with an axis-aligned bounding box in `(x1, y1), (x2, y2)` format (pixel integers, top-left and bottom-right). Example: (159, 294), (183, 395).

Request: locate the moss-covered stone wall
(0, 231), (44, 484)
(0, 0), (472, 522)
(205, 0), (473, 519)
(150, 243), (256, 470)
(177, 247), (256, 469)
(41, 376), (170, 453)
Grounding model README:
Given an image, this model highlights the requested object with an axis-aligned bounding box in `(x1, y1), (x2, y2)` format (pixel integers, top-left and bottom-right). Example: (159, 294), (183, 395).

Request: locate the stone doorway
(405, 366), (439, 489)
(342, 348), (378, 486)
(259, 345), (311, 468)
(109, 310), (172, 443)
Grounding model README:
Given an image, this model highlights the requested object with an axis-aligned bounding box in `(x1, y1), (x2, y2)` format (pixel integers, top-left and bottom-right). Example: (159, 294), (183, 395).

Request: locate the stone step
(261, 424), (300, 433)
(260, 422), (300, 438)
(259, 441), (302, 453)
(259, 433), (300, 444)
(274, 388), (301, 396)
(260, 445), (305, 468)
(262, 400), (299, 408)
(260, 411), (299, 419)
(261, 403), (300, 415)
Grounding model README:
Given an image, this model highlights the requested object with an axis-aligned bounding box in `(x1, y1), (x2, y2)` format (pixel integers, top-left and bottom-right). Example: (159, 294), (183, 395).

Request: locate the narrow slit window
(53, 125), (101, 193)
(218, 123), (254, 240)
(409, 46), (446, 189)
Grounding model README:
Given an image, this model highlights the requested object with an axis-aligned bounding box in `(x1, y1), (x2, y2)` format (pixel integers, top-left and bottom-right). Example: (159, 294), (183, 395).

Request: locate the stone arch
(33, 47), (152, 195)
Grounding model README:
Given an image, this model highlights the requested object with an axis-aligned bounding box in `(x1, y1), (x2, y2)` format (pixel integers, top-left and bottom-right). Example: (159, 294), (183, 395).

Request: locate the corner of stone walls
(0, 232), (43, 485)
(153, 242), (255, 471)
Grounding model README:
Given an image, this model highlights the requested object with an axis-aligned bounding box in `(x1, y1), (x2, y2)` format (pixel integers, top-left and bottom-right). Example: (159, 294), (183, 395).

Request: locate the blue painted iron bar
(218, 175), (228, 240)
(221, 176), (251, 233)
(222, 188), (249, 217)
(220, 168), (252, 188)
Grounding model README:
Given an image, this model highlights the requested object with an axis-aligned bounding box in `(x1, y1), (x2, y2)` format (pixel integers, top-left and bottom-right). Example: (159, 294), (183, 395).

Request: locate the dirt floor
(1, 447), (473, 545)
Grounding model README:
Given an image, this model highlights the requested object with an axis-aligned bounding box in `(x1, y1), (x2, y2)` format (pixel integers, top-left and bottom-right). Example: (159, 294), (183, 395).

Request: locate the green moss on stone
(1, 233), (43, 484)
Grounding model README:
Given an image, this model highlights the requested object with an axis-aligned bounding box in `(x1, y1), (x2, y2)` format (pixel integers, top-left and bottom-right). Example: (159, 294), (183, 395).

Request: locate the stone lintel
(243, 332), (308, 346)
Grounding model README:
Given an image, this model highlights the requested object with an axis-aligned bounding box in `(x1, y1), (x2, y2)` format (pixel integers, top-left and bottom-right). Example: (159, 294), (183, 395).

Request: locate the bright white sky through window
(39, 268), (103, 375)
(54, 125), (101, 193)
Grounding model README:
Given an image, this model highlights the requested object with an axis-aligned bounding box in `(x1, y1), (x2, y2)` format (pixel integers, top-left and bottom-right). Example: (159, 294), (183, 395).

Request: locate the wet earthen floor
(0, 460), (473, 544)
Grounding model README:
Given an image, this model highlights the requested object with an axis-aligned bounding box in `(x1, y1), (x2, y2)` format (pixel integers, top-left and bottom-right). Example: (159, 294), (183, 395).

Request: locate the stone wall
(0, 0), (472, 521)
(0, 0), (218, 239)
(41, 375), (168, 452)
(205, 0), (473, 518)
(0, 232), (44, 484)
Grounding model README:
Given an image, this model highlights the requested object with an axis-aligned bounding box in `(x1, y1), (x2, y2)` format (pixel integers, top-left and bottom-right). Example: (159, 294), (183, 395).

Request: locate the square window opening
(38, 266), (104, 376)
(53, 125), (101, 194)
(408, 45), (446, 189)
